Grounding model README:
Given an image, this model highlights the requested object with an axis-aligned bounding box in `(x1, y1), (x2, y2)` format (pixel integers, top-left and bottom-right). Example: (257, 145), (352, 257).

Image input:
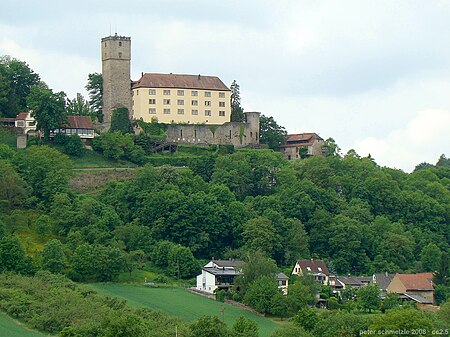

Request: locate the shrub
(64, 134), (84, 156)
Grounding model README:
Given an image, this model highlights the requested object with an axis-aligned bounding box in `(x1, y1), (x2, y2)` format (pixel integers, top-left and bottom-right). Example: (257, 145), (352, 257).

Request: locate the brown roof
(132, 73), (230, 91)
(15, 112), (29, 120)
(374, 273), (395, 290)
(279, 133), (323, 148)
(64, 116), (93, 129)
(296, 259), (330, 275)
(396, 273), (433, 291)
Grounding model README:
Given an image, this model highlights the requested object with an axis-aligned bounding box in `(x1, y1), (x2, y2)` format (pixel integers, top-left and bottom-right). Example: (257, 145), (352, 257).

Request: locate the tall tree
(230, 80), (244, 122)
(322, 137), (341, 157)
(42, 239), (65, 273)
(27, 85), (67, 140)
(259, 114), (287, 150)
(0, 56), (40, 118)
(85, 73), (103, 122)
(66, 93), (94, 118)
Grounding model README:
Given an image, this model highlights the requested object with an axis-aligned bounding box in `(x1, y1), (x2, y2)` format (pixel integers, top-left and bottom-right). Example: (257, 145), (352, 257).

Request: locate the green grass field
(89, 284), (281, 337)
(0, 312), (49, 337)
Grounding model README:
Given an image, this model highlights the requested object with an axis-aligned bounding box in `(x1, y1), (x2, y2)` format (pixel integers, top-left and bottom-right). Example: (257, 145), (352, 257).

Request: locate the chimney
(198, 74), (201, 80)
(141, 72), (143, 77)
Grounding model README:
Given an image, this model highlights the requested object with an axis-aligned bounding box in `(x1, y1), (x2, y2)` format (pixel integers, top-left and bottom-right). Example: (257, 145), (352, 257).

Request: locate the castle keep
(101, 34), (260, 147)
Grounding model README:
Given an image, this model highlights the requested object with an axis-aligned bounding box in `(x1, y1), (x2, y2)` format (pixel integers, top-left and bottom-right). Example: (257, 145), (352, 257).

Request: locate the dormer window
(318, 267), (322, 272)
(306, 267), (311, 272)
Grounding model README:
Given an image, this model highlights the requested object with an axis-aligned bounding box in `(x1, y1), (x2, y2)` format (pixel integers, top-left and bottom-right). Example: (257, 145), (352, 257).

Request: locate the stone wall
(165, 112), (260, 147)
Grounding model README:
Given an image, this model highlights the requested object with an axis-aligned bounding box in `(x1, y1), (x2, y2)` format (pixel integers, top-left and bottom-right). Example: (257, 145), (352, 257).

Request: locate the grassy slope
(89, 284), (280, 337)
(0, 312), (49, 337)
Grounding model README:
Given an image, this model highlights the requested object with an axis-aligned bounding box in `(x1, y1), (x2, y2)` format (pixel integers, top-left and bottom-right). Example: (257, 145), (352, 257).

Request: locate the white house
(196, 259), (244, 294)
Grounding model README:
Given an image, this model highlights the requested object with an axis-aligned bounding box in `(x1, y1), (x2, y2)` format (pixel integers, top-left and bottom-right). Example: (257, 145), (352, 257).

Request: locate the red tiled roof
(396, 273), (433, 291)
(132, 73), (230, 91)
(285, 133), (323, 142)
(64, 116), (93, 129)
(15, 112), (29, 120)
(297, 259), (330, 275)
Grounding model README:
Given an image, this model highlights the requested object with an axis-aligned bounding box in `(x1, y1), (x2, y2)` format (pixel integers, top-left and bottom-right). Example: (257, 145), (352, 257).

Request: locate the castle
(101, 34), (260, 147)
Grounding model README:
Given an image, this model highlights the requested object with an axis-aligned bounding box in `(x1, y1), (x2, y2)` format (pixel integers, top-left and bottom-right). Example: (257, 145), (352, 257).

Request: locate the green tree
(13, 145), (71, 204)
(110, 107), (132, 133)
(357, 285), (380, 312)
(0, 56), (40, 117)
(286, 276), (317, 313)
(42, 239), (65, 273)
(322, 137), (341, 157)
(66, 93), (93, 118)
(270, 291), (288, 318)
(0, 235), (28, 273)
(93, 131), (134, 160)
(312, 311), (371, 337)
(0, 160), (27, 212)
(190, 316), (229, 337)
(243, 275), (279, 314)
(235, 251), (277, 294)
(167, 244), (199, 279)
(85, 72), (103, 122)
(381, 293), (400, 312)
(63, 134), (84, 157)
(230, 80), (244, 122)
(369, 308), (434, 337)
(420, 243), (441, 272)
(231, 316), (258, 337)
(27, 85), (67, 140)
(433, 252), (449, 286)
(35, 214), (53, 238)
(271, 325), (313, 337)
(259, 114), (287, 150)
(436, 154), (450, 167)
(242, 216), (277, 256)
(292, 307), (320, 331)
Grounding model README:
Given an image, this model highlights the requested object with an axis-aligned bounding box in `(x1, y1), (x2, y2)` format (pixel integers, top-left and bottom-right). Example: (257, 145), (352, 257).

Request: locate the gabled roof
(402, 293), (433, 304)
(338, 276), (370, 287)
(296, 259), (330, 275)
(280, 133), (324, 148)
(64, 116), (94, 129)
(132, 73), (230, 91)
(276, 272), (289, 280)
(15, 112), (30, 120)
(212, 259), (244, 268)
(396, 273), (433, 291)
(374, 273), (395, 290)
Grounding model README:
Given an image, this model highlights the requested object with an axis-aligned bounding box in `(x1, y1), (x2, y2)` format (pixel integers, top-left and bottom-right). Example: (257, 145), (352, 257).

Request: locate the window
(317, 267), (322, 272)
(191, 90), (198, 96)
(177, 109), (184, 115)
(205, 101), (211, 106)
(149, 99), (156, 104)
(204, 91), (211, 97)
(191, 109), (198, 115)
(219, 101), (225, 107)
(149, 89), (156, 95)
(191, 100), (198, 106)
(177, 90), (184, 96)
(137, 90), (139, 95)
(163, 99), (171, 105)
(219, 111), (225, 117)
(163, 90), (171, 95)
(163, 108), (171, 114)
(118, 52), (122, 58)
(177, 99), (184, 105)
(306, 267), (311, 272)
(119, 42), (122, 46)
(149, 108), (156, 114)
(205, 110), (211, 116)
(219, 92), (225, 98)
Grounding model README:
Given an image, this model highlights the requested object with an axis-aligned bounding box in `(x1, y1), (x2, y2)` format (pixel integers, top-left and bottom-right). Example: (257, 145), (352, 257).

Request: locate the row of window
(139, 89), (226, 98)
(149, 108), (226, 117)
(148, 99), (225, 107)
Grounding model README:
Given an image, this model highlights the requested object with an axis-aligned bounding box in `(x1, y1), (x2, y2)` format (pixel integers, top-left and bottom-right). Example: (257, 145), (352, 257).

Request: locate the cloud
(353, 109), (450, 172)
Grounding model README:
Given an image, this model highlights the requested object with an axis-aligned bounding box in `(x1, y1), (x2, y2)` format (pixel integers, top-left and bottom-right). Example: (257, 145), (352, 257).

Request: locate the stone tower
(101, 34), (132, 130)
(245, 111), (260, 144)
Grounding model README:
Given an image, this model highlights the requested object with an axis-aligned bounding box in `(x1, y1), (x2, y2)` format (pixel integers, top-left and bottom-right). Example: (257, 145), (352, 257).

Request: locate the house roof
(402, 293), (433, 304)
(338, 276), (370, 287)
(202, 267), (242, 276)
(212, 259), (244, 268)
(280, 133), (323, 148)
(396, 273), (433, 291)
(64, 116), (94, 129)
(15, 112), (29, 120)
(296, 259), (330, 275)
(132, 73), (230, 91)
(374, 273), (395, 290)
(276, 272), (289, 280)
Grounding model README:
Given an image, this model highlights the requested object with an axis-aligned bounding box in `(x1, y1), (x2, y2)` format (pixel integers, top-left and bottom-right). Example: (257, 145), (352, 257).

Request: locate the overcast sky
(1, 0), (449, 171)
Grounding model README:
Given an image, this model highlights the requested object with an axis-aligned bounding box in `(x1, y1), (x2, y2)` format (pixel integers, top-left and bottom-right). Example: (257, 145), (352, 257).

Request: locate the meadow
(89, 284), (281, 337)
(0, 312), (49, 337)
